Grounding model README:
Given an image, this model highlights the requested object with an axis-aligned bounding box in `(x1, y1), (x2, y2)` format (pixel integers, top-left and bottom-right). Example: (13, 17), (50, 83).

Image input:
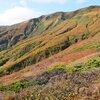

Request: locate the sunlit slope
(0, 36), (100, 99)
(0, 6), (100, 76)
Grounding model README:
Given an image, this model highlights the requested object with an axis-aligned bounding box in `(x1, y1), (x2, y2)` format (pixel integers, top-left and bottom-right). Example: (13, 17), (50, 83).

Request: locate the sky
(0, 0), (100, 25)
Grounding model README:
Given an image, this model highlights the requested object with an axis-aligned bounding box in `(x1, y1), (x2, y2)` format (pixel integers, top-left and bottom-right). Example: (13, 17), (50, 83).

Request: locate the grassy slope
(0, 34), (99, 86)
(0, 6), (100, 76)
(0, 40), (100, 99)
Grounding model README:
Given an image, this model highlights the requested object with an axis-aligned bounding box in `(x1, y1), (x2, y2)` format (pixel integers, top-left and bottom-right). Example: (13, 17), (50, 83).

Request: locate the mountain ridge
(0, 5), (99, 51)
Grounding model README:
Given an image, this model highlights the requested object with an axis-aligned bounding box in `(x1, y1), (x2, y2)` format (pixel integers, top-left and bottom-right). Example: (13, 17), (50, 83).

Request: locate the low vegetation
(0, 57), (99, 100)
(24, 57), (100, 100)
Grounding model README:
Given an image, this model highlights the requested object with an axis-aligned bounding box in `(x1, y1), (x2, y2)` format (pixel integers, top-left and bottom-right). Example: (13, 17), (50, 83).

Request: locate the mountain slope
(0, 34), (100, 100)
(0, 6), (100, 76)
(0, 6), (100, 99)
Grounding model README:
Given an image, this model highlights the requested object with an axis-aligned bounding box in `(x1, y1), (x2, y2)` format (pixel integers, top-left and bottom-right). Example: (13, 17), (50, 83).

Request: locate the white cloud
(0, 6), (42, 25)
(76, 0), (87, 3)
(0, 0), (88, 25)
